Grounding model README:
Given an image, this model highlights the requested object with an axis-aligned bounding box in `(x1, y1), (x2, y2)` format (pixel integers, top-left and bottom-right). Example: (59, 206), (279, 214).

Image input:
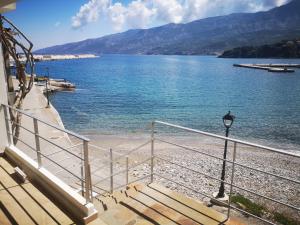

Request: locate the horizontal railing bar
(43, 155), (77, 168)
(66, 142), (83, 150)
(156, 139), (300, 185)
(91, 162), (110, 174)
(229, 205), (275, 225)
(43, 148), (80, 159)
(113, 140), (151, 162)
(93, 157), (152, 186)
(93, 185), (110, 195)
(37, 134), (84, 160)
(91, 172), (110, 180)
(230, 183), (299, 211)
(154, 121), (300, 158)
(156, 155), (298, 204)
(39, 151), (83, 182)
(113, 174), (151, 191)
(54, 162), (82, 176)
(233, 161), (300, 185)
(43, 143), (82, 159)
(88, 144), (111, 154)
(6, 118), (36, 135)
(90, 141), (149, 168)
(155, 156), (224, 183)
(155, 138), (231, 163)
(153, 173), (229, 206)
(155, 172), (299, 211)
(10, 133), (37, 152)
(3, 104), (90, 141)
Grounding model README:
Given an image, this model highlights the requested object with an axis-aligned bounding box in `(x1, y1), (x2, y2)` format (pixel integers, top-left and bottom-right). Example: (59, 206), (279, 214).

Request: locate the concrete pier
(233, 64), (295, 73)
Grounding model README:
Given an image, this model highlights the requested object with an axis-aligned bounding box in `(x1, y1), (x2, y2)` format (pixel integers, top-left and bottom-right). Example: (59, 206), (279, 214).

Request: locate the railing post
(110, 148), (113, 193)
(126, 156), (129, 186)
(227, 142), (237, 219)
(3, 105), (12, 145)
(33, 118), (42, 168)
(83, 140), (91, 203)
(150, 121), (155, 183)
(80, 148), (84, 197)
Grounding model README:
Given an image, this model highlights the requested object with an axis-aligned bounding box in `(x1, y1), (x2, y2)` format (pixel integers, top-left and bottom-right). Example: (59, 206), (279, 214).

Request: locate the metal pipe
(110, 148), (113, 193)
(37, 134), (84, 160)
(33, 118), (42, 168)
(93, 157), (152, 186)
(81, 148), (84, 197)
(2, 104), (90, 141)
(83, 140), (91, 203)
(151, 121), (154, 183)
(154, 121), (299, 157)
(227, 142), (237, 219)
(157, 138), (300, 184)
(126, 156), (129, 185)
(9, 133), (36, 152)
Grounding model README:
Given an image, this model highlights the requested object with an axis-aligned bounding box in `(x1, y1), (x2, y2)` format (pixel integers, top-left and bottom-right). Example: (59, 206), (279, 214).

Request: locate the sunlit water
(35, 55), (300, 150)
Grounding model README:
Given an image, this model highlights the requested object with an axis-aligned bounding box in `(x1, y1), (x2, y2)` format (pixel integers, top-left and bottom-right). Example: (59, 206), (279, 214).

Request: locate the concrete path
(12, 81), (83, 186)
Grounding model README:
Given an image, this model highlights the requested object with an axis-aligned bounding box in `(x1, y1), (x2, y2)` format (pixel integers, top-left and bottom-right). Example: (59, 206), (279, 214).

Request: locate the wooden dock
(233, 64), (295, 73)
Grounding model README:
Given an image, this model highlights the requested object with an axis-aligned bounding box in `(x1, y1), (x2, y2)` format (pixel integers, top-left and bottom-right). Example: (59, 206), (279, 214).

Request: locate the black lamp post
(45, 67), (50, 108)
(216, 111), (235, 198)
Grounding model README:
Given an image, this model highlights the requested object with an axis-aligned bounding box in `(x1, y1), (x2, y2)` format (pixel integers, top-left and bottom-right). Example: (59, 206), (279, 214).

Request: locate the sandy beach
(83, 132), (300, 221)
(16, 81), (300, 223)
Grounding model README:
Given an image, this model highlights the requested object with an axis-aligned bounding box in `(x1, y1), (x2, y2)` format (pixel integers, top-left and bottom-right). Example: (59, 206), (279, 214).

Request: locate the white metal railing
(3, 101), (298, 223)
(1, 104), (93, 204)
(91, 120), (300, 224)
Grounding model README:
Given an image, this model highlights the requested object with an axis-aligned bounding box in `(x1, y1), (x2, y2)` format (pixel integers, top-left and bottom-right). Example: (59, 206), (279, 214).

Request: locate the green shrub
(274, 212), (298, 225)
(231, 194), (264, 217)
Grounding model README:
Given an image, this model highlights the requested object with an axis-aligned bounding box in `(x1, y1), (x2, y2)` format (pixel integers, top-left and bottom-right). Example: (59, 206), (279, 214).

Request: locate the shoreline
(22, 80), (300, 222)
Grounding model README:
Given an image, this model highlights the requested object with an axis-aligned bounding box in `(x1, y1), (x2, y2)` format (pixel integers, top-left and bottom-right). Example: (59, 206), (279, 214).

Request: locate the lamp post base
(210, 192), (229, 207)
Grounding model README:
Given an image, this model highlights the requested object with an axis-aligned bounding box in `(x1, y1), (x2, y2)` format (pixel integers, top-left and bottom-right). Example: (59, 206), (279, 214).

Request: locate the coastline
(19, 80), (300, 222)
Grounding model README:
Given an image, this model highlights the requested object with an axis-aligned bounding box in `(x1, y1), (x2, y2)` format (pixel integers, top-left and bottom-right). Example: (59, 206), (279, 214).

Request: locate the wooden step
(121, 183), (224, 225)
(147, 183), (226, 222)
(0, 156), (74, 225)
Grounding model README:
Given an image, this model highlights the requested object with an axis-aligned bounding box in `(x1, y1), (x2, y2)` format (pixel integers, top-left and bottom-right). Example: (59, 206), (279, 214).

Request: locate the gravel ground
(88, 134), (300, 224)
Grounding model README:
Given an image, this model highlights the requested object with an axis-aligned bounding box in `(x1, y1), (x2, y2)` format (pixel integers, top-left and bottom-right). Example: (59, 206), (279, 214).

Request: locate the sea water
(35, 55), (300, 150)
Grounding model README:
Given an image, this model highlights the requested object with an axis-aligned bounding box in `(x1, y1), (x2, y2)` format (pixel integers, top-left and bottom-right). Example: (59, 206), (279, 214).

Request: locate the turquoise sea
(35, 55), (300, 150)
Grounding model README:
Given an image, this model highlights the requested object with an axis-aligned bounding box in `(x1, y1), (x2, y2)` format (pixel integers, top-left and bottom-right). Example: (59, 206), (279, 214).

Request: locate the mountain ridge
(35, 0), (300, 55)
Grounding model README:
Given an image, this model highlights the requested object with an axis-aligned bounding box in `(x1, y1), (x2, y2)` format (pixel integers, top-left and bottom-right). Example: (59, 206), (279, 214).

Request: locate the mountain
(35, 0), (300, 55)
(219, 39), (300, 58)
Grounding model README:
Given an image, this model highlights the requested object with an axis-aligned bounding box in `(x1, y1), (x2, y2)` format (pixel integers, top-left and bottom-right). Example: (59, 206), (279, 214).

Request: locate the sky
(5, 0), (291, 50)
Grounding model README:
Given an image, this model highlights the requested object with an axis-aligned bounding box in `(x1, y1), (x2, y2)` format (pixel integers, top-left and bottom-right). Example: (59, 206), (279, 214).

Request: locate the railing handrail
(154, 120), (299, 158)
(2, 104), (90, 141)
(2, 103), (93, 203)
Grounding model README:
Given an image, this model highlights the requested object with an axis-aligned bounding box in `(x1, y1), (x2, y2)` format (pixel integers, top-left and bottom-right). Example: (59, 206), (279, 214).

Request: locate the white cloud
(108, 3), (127, 31)
(124, 0), (156, 29)
(108, 0), (155, 31)
(72, 0), (292, 30)
(71, 0), (110, 28)
(152, 0), (184, 23)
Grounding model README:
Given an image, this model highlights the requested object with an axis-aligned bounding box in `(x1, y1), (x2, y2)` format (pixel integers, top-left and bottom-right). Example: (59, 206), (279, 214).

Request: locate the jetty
(35, 77), (76, 92)
(233, 64), (296, 73)
(255, 64), (300, 68)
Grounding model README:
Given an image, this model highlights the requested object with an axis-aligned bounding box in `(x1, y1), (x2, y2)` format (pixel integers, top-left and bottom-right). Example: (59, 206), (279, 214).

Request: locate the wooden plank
(0, 156), (74, 225)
